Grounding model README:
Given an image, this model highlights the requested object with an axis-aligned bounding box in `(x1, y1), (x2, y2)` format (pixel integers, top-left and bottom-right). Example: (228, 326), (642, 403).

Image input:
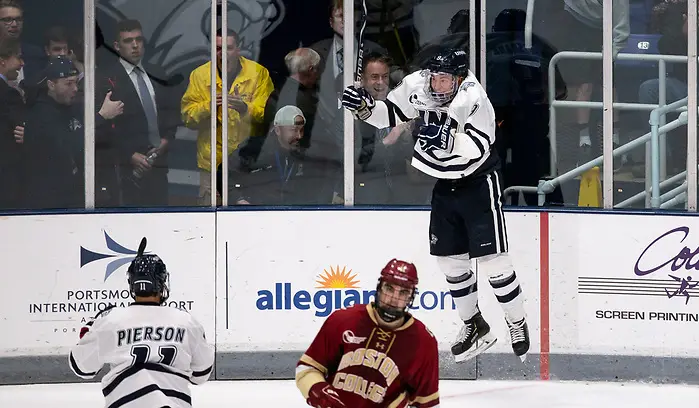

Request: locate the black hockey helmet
(423, 48), (469, 77)
(127, 237), (170, 304)
(422, 48), (469, 104)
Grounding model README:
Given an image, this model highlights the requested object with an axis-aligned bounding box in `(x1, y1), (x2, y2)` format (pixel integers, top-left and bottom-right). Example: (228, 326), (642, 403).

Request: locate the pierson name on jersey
(256, 282), (455, 317)
(117, 326), (186, 347)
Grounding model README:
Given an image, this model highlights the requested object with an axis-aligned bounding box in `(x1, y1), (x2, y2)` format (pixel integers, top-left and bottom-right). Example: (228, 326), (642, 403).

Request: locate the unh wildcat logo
(97, 0), (285, 76)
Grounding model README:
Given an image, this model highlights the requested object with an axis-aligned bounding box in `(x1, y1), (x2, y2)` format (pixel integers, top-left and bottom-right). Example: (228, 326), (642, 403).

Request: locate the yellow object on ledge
(578, 166), (602, 207)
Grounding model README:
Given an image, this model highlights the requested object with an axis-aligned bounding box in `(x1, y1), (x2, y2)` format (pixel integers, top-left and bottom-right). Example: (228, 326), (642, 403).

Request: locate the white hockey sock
(489, 270), (525, 323)
(437, 254), (480, 322)
(446, 270), (479, 322)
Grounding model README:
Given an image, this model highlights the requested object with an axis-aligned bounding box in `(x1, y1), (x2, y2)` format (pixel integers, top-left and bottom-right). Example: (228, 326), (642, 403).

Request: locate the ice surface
(0, 379), (697, 407)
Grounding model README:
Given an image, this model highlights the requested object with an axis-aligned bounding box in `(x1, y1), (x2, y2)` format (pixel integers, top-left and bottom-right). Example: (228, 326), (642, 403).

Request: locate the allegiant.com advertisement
(255, 265), (456, 317)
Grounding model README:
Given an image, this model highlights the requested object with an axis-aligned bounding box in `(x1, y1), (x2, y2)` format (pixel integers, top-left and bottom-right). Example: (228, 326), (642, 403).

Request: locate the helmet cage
(374, 276), (416, 323)
(423, 71), (460, 104)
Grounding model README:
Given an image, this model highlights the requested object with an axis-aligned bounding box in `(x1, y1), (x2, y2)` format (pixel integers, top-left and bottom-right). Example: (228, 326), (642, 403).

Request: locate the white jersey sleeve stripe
(192, 365), (212, 377)
(190, 364), (213, 385)
(464, 123), (492, 154)
(107, 384), (191, 408)
(423, 148), (460, 162)
(69, 352), (98, 378)
(412, 148), (496, 179)
(365, 99), (414, 129)
(103, 363), (189, 397)
(465, 123), (494, 144)
(413, 149), (479, 171)
(385, 99), (411, 127)
(364, 100), (391, 129)
(466, 131), (487, 157)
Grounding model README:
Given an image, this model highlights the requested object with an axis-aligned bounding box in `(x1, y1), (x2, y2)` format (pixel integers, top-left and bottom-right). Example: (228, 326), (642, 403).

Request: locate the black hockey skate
(451, 311), (497, 363)
(506, 317), (530, 362)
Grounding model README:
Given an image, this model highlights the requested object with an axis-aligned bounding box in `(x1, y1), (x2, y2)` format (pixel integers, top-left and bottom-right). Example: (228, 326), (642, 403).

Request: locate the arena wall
(1, 208), (697, 385)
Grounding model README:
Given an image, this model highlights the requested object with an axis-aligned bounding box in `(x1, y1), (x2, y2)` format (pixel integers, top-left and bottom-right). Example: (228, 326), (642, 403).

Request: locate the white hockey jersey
(363, 69), (499, 180)
(69, 302), (215, 408)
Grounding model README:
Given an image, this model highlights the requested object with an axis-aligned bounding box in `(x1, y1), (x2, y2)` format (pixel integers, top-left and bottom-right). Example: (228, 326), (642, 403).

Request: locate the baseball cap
(273, 105), (306, 126)
(40, 56), (79, 82)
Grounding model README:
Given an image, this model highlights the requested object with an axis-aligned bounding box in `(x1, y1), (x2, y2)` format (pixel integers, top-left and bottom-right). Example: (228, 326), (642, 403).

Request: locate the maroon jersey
(297, 303), (440, 408)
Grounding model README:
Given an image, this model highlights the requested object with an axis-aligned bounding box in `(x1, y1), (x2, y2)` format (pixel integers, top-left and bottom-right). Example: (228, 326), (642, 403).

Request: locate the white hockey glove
(341, 85), (375, 120)
(417, 116), (455, 153)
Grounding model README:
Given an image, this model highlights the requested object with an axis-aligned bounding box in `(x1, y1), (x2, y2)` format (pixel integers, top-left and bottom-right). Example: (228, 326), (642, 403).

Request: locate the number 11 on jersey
(130, 344), (178, 366)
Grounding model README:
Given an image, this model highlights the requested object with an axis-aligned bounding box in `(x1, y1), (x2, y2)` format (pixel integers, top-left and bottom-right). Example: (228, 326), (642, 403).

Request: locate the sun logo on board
(316, 266), (360, 289)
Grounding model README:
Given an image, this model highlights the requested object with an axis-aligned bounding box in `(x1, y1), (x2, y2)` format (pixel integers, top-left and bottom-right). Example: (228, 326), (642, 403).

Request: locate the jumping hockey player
(341, 48), (530, 363)
(69, 238), (214, 408)
(296, 259), (440, 408)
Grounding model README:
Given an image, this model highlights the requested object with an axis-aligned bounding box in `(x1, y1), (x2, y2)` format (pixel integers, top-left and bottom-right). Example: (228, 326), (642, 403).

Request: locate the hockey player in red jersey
(296, 259), (440, 408)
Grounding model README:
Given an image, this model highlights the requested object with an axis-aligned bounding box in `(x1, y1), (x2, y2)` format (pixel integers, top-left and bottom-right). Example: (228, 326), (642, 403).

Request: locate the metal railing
(548, 51), (689, 177)
(505, 50), (691, 208)
(649, 102), (690, 207)
(504, 113), (688, 205)
(615, 157), (688, 208)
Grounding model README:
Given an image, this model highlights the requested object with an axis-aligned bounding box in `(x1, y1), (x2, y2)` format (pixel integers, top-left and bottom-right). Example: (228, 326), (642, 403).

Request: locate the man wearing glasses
(0, 0), (46, 88)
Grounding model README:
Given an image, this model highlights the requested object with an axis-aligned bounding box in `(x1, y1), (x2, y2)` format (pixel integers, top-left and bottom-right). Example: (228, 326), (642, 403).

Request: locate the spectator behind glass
(358, 52), (392, 171)
(311, 0), (387, 162)
(44, 25), (69, 57)
(98, 19), (176, 208)
(181, 27), (273, 206)
(235, 105), (339, 206)
(240, 47), (321, 172)
(362, 53), (390, 101)
(273, 105), (306, 151)
(0, 0), (45, 89)
(23, 56), (84, 209)
(355, 52), (420, 205)
(65, 27), (125, 208)
(0, 37), (25, 209)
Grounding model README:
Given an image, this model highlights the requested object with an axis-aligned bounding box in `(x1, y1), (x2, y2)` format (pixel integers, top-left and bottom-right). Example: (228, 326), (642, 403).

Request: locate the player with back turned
(341, 48), (530, 363)
(296, 259), (440, 408)
(69, 238), (215, 408)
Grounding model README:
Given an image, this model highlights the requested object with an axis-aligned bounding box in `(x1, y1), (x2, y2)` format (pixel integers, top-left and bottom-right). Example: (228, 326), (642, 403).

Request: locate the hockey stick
(354, 0), (368, 85)
(136, 237), (147, 257)
(335, 0), (368, 110)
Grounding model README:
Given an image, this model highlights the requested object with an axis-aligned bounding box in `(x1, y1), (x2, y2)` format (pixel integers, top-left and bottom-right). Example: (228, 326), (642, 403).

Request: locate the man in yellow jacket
(181, 28), (273, 205)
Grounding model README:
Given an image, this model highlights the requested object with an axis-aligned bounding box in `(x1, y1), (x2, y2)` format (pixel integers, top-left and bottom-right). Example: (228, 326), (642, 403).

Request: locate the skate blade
(454, 334), (497, 363)
(518, 353), (527, 363)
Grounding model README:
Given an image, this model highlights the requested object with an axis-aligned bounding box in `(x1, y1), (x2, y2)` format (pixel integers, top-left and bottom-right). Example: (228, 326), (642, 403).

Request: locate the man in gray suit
(309, 0), (387, 189)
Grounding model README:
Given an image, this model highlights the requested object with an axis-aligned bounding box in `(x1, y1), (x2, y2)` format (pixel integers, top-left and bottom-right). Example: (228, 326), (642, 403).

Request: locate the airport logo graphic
(80, 231), (148, 282)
